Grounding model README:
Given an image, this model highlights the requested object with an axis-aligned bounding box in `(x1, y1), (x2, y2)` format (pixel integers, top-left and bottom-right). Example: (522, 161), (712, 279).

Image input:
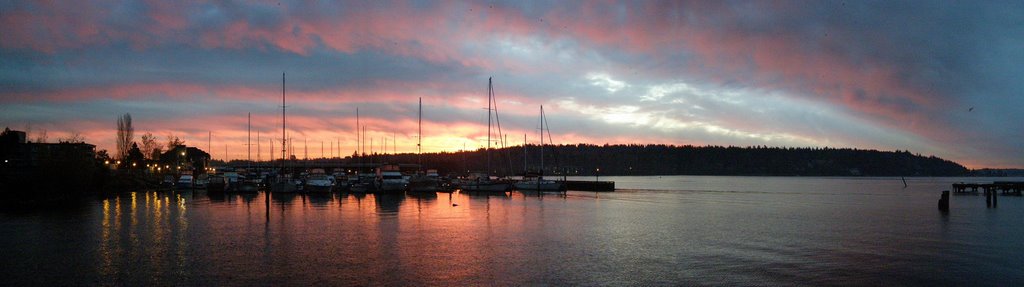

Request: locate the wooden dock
(952, 181), (1024, 195)
(564, 180), (615, 192)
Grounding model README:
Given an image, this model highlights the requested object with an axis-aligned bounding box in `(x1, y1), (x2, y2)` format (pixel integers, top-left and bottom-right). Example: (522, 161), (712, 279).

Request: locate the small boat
(304, 174), (334, 193)
(161, 175), (175, 187)
(377, 165), (408, 193)
(459, 172), (511, 192)
(514, 173), (566, 192)
(235, 177), (259, 193)
(175, 175), (195, 189)
(409, 169), (442, 193)
(270, 177), (298, 193)
(459, 78), (511, 193)
(269, 73), (297, 194)
(514, 105), (566, 192)
(207, 175), (228, 193)
(194, 174), (208, 189)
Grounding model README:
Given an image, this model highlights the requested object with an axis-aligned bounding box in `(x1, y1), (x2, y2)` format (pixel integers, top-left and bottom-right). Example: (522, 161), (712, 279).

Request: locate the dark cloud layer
(0, 1), (1020, 167)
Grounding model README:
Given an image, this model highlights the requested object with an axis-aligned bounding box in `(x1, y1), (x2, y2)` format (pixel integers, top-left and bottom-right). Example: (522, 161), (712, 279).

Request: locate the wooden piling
(938, 190), (950, 211)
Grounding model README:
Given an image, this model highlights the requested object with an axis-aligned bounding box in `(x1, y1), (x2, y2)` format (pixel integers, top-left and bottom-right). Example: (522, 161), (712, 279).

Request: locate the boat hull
(514, 181), (566, 192)
(270, 181), (298, 193)
(304, 184), (334, 193)
(460, 182), (511, 192)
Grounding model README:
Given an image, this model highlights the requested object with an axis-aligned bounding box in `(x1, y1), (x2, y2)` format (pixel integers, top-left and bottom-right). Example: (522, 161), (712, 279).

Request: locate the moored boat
(304, 174), (334, 193)
(459, 172), (511, 192)
(514, 173), (566, 192)
(207, 175), (228, 193)
(377, 165), (408, 193)
(175, 175), (195, 190)
(408, 169), (442, 193)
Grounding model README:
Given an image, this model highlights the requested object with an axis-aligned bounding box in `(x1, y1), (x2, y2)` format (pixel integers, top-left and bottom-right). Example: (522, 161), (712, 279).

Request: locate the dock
(564, 180), (615, 192)
(951, 182), (1024, 195)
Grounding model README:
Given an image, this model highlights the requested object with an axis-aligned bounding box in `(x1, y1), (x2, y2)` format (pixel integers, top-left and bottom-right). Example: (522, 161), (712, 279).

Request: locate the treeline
(253, 144), (969, 177)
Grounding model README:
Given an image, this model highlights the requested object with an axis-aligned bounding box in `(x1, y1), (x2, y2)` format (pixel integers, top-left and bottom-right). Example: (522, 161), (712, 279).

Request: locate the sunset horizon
(2, 1), (1022, 168)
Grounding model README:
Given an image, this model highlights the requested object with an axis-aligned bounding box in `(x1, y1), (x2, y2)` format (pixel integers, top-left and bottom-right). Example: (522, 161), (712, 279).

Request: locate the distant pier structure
(952, 182), (1024, 195)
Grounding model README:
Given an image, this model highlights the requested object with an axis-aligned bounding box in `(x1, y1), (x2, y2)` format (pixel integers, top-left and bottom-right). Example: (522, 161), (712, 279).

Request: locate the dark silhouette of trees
(140, 132), (160, 160)
(336, 144), (968, 177)
(116, 113), (133, 161)
(165, 134), (185, 150)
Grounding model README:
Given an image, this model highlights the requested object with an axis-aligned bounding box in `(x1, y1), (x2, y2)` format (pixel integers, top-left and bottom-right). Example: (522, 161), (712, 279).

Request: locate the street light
(596, 168), (600, 182)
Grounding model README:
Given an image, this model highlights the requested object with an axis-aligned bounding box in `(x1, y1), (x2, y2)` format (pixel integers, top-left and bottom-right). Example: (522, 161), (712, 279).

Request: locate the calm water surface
(2, 176), (1023, 285)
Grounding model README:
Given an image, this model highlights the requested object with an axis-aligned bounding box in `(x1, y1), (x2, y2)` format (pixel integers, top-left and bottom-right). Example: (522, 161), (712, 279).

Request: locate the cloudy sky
(1, 1), (1021, 168)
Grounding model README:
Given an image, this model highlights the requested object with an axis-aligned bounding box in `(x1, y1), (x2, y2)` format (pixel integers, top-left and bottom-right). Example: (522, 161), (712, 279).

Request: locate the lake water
(2, 176), (1022, 285)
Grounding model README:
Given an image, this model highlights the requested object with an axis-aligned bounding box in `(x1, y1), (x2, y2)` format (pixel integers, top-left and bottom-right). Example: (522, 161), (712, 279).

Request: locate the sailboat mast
(257, 131), (261, 169)
(418, 97), (422, 167)
(247, 112), (251, 167)
(356, 108), (360, 157)
(540, 105), (545, 178)
(281, 72), (286, 172)
(487, 77), (492, 173)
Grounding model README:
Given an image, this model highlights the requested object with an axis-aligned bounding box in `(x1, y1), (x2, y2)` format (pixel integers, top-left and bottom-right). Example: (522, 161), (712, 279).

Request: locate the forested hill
(369, 144), (969, 177)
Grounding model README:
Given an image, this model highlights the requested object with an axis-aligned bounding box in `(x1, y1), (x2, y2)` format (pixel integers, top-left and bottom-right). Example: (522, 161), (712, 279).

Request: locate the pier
(564, 180), (615, 192)
(951, 182), (1024, 195)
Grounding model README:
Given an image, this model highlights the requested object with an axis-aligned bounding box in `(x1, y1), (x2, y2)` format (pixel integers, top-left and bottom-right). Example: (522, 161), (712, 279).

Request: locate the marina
(951, 182), (1024, 195)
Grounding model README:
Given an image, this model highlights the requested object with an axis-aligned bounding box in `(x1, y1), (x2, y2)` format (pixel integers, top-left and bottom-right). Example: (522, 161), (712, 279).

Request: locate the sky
(1, 1), (1021, 168)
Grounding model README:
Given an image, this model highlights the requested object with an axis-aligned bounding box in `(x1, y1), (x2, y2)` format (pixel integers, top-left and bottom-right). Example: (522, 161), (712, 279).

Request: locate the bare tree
(165, 134), (185, 150)
(59, 132), (85, 143)
(140, 132), (158, 160)
(117, 113), (133, 161)
(34, 129), (47, 143)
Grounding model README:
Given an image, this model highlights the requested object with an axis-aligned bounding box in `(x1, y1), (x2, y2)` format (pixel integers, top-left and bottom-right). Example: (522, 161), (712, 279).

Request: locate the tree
(117, 113), (133, 161)
(34, 129), (47, 143)
(96, 149), (111, 162)
(166, 134), (185, 150)
(150, 147), (163, 161)
(126, 142), (145, 167)
(59, 132), (85, 143)
(140, 132), (158, 160)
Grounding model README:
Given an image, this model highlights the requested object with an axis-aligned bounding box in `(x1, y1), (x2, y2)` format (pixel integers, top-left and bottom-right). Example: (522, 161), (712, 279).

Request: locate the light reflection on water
(1, 176), (1023, 285)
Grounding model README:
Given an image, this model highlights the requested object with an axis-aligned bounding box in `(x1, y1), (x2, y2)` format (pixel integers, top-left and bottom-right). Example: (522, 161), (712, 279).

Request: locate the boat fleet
(166, 75), (569, 194)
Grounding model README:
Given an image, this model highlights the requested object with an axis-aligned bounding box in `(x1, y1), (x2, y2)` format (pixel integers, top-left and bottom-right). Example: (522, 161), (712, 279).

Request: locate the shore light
(104, 160), (109, 165)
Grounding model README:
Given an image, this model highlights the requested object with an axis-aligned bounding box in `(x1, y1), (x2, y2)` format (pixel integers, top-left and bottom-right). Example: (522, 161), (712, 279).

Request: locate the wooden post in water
(938, 190), (949, 211)
(987, 187), (995, 207)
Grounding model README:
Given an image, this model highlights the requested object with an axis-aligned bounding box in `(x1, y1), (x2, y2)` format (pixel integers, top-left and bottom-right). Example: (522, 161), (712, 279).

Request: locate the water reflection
(3, 176), (1022, 285)
(96, 191), (189, 283)
(375, 193), (404, 214)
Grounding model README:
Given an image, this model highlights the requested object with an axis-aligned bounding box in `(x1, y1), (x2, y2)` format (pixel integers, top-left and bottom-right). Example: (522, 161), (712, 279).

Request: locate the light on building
(105, 160), (110, 165)
(181, 152), (186, 156)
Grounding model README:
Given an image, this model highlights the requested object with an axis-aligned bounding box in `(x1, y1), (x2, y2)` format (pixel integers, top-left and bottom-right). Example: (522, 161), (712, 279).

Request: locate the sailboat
(235, 112), (260, 193)
(460, 77), (512, 192)
(409, 97), (442, 193)
(514, 105), (566, 192)
(271, 72), (297, 193)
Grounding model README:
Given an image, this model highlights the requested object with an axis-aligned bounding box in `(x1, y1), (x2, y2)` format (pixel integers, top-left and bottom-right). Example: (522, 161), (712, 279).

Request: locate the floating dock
(564, 180), (615, 192)
(952, 182), (1024, 195)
